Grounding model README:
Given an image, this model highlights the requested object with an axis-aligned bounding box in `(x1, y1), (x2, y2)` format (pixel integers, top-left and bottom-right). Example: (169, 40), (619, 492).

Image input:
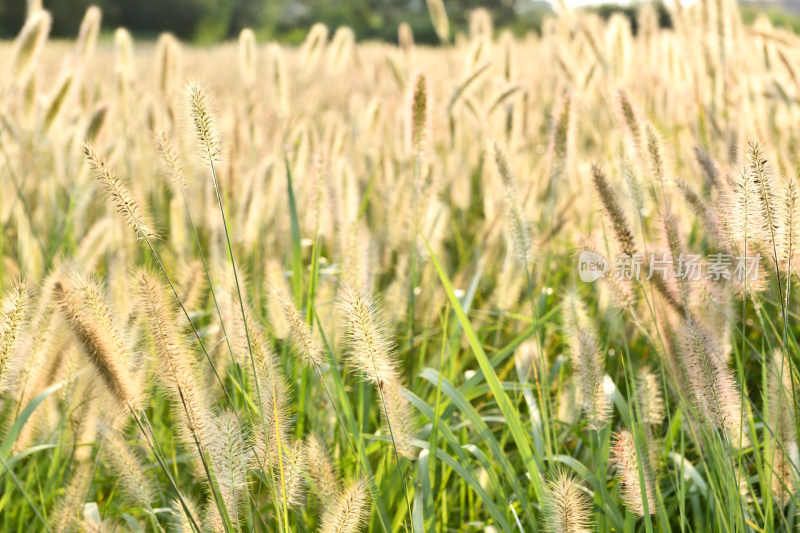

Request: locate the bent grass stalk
(187, 82), (288, 533)
(337, 285), (416, 529)
(81, 144), (240, 530)
(155, 130), (247, 410)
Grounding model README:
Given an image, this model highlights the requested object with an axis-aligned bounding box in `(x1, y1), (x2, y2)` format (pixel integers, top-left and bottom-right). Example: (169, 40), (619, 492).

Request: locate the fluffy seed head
(780, 176), (799, 265)
(572, 327), (611, 428)
(305, 155), (333, 237)
(336, 285), (417, 456)
(541, 471), (593, 533)
(11, 10), (51, 79)
(637, 368), (665, 427)
(86, 102), (109, 142)
(176, 260), (206, 316)
(156, 33), (180, 96)
(340, 221), (371, 290)
(51, 463), (93, 533)
(747, 141), (781, 256)
(592, 163), (636, 257)
(306, 434), (341, 506)
(622, 159), (645, 217)
(425, 0), (450, 43)
(238, 291), (293, 473)
(156, 130), (188, 191)
(254, 370), (293, 470)
(206, 410), (252, 527)
(675, 178), (722, 247)
(645, 124), (666, 187)
(300, 23), (328, 72)
(469, 8), (493, 40)
(336, 284), (399, 387)
(11, 273), (58, 428)
(83, 144), (158, 242)
(237, 295), (281, 385)
(137, 271), (210, 462)
(100, 427), (155, 508)
(563, 292), (610, 428)
(549, 93), (572, 192)
(238, 28), (256, 87)
(170, 495), (201, 533)
(380, 378), (418, 459)
(26, 0), (42, 18)
(75, 6), (101, 63)
(22, 68), (37, 119)
(268, 44), (289, 116)
(767, 350), (799, 505)
(661, 209), (688, 297)
(282, 440), (308, 508)
(328, 26), (355, 71)
(0, 282), (29, 395)
(319, 478), (371, 533)
(187, 81), (221, 163)
(694, 145), (720, 190)
(276, 286), (324, 369)
(264, 260), (291, 339)
(493, 143), (531, 264)
(611, 429), (656, 516)
(114, 27), (134, 79)
(771, 444), (798, 507)
(617, 89), (641, 146)
(43, 71), (73, 133)
(769, 350), (797, 443)
(408, 71), (431, 154)
(53, 277), (140, 409)
(679, 322), (747, 447)
(398, 23), (414, 53)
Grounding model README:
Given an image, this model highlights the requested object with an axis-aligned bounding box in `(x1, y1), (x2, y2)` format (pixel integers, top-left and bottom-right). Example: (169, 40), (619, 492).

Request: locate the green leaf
(423, 237), (542, 492)
(424, 235), (545, 515)
(0, 382), (63, 462)
(284, 155), (304, 305)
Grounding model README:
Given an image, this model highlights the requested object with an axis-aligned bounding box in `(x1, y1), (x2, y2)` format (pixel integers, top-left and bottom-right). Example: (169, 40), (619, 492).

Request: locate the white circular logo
(578, 250), (608, 282)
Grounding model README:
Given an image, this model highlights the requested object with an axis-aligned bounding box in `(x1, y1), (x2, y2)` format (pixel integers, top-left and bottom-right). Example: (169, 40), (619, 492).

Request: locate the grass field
(2, 2), (800, 532)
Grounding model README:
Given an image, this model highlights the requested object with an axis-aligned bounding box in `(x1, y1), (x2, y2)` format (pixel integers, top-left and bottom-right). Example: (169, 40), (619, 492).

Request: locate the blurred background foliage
(0, 0), (798, 43)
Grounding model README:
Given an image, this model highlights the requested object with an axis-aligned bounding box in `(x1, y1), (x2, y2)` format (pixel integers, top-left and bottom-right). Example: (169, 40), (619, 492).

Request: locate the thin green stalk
(205, 153), (286, 533)
(0, 453), (51, 533)
(126, 405), (205, 533)
(312, 299), (393, 533)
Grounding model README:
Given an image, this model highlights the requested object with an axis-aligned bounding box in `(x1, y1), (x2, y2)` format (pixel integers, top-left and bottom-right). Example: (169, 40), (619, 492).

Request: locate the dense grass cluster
(3, 2), (800, 532)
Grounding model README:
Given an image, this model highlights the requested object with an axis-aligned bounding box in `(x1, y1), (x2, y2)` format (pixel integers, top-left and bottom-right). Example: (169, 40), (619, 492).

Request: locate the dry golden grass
(3, 2), (800, 531)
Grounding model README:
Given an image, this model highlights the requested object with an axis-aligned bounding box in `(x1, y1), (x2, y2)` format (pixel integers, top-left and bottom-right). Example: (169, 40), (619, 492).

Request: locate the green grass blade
(424, 236), (544, 497)
(0, 382), (63, 462)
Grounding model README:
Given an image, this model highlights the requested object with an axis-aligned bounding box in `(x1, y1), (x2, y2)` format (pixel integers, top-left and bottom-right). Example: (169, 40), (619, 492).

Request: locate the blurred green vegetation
(0, 0), (553, 43)
(1, 0), (799, 43)
(588, 2), (673, 32)
(739, 3), (800, 33)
